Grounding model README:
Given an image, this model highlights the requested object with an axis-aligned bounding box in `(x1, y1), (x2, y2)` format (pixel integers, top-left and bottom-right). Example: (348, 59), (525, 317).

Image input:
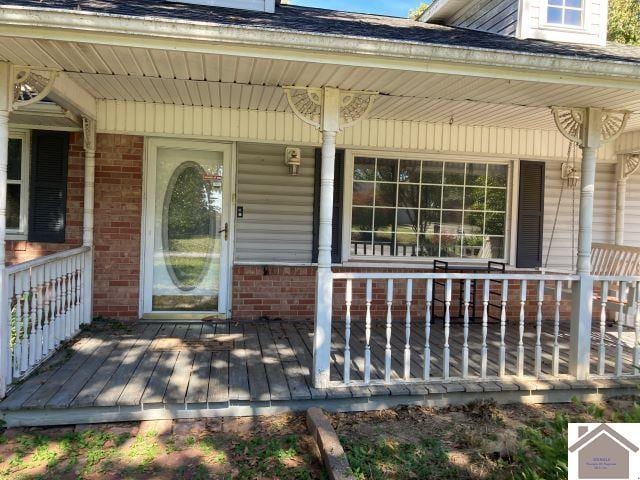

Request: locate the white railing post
(404, 279), (412, 380)
(462, 279), (470, 379)
(424, 279), (432, 380)
(343, 279), (352, 384)
(570, 276), (594, 380)
(616, 281), (626, 377)
(443, 279), (451, 380)
(384, 279), (393, 383)
(481, 280), (489, 379)
(598, 280), (608, 375)
(0, 64), (10, 397)
(499, 280), (508, 377)
(517, 280), (527, 377)
(82, 117), (95, 326)
(364, 279), (372, 384)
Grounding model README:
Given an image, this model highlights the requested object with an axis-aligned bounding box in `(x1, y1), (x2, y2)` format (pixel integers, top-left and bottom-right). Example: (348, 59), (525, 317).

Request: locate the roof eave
(1, 5), (640, 91)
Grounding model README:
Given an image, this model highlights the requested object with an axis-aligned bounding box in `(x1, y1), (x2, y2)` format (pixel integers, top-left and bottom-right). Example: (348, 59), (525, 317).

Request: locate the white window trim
(7, 129), (30, 240)
(543, 0), (587, 31)
(342, 149), (515, 267)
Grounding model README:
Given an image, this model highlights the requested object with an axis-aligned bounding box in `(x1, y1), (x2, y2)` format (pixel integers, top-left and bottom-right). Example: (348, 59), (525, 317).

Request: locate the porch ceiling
(2, 37), (640, 132)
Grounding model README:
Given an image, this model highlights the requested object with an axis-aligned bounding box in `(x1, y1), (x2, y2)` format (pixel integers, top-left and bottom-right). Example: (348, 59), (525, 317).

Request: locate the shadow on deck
(0, 319), (637, 427)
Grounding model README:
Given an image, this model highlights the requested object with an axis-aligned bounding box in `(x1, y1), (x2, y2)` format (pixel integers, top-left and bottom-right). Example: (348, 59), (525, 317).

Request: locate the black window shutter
(28, 130), (69, 243)
(312, 148), (344, 264)
(516, 160), (545, 268)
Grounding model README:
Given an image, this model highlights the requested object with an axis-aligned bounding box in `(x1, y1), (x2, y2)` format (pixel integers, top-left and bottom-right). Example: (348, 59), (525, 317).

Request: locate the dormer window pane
(547, 0), (583, 26)
(565, 9), (582, 25)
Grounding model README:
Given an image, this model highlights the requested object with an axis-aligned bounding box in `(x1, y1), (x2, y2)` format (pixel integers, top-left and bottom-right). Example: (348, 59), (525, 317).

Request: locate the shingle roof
(4, 0), (640, 65)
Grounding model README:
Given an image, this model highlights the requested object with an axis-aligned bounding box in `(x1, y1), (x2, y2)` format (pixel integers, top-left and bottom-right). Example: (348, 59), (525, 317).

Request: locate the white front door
(142, 139), (232, 318)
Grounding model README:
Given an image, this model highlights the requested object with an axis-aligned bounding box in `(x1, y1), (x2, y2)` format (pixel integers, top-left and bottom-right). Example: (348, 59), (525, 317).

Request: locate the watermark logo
(569, 423), (640, 480)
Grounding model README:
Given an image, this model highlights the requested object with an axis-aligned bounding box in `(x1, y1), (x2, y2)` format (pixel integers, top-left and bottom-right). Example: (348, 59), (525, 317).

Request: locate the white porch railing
(1, 247), (91, 392)
(591, 275), (640, 379)
(331, 271), (640, 387)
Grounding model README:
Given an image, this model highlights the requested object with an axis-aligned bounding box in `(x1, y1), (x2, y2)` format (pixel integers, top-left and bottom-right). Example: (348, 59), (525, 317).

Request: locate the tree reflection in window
(351, 157), (508, 259)
(162, 161), (220, 291)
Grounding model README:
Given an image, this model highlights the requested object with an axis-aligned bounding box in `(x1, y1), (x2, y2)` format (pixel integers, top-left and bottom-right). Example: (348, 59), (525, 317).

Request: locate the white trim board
(96, 100), (618, 162)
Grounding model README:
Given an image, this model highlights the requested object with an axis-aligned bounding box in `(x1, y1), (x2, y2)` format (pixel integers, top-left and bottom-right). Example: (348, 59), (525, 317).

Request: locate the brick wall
(92, 134), (144, 320)
(6, 132), (144, 321)
(232, 265), (573, 324)
(6, 132), (84, 263)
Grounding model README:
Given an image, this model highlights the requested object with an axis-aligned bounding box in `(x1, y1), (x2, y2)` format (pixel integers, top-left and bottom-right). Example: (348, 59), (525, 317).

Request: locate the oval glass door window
(162, 161), (216, 291)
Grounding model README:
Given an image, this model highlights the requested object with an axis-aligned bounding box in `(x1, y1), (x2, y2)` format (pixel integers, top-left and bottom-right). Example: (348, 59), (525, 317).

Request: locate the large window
(350, 157), (508, 260)
(547, 0), (583, 27)
(7, 133), (29, 236)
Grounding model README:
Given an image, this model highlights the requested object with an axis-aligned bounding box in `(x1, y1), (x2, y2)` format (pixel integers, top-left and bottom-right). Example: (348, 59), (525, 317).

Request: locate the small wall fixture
(285, 147), (302, 176)
(561, 162), (580, 188)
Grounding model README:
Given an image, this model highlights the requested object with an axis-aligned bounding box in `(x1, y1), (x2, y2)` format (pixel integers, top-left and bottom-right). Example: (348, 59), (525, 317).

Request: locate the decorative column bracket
(551, 106), (630, 148)
(618, 153), (640, 181)
(10, 66), (58, 112)
(283, 86), (378, 132)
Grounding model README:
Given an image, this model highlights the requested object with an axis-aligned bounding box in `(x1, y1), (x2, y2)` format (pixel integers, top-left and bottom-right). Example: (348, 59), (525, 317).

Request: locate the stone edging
(306, 407), (355, 480)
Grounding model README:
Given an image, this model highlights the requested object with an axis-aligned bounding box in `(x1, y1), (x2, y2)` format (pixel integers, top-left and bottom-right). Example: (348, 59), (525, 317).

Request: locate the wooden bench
(591, 243), (640, 324)
(546, 243), (640, 324)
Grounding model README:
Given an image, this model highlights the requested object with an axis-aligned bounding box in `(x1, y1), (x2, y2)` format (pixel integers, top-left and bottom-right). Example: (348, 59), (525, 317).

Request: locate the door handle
(219, 222), (229, 241)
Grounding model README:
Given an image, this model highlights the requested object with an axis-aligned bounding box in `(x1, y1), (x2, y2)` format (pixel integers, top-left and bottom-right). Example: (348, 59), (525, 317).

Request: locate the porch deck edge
(2, 385), (636, 428)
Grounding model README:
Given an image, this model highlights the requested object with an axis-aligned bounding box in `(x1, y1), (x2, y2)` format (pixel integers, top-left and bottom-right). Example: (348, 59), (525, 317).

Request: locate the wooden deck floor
(0, 319), (637, 426)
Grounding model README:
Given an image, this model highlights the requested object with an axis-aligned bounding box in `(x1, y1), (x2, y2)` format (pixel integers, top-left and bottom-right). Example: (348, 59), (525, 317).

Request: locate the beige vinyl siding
(235, 143), (316, 263)
(622, 172), (640, 247)
(449, 0), (519, 36)
(542, 162), (615, 272)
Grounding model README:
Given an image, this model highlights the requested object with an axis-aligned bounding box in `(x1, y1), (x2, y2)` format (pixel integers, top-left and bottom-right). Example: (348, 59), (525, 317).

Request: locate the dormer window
(547, 0), (583, 27)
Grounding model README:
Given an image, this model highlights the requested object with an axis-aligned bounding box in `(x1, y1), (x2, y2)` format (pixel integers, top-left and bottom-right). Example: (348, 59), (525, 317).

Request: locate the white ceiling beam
(48, 72), (97, 119)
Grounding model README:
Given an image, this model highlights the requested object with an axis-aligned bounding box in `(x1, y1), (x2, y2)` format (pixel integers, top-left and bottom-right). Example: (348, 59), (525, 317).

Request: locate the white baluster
(553, 281), (562, 377)
(34, 265), (44, 362)
(499, 280), (508, 377)
(28, 268), (38, 367)
(364, 279), (372, 384)
(517, 280), (527, 377)
(76, 255), (83, 328)
(535, 280), (544, 377)
(41, 263), (50, 354)
(54, 260), (62, 347)
(404, 279), (412, 380)
(344, 279), (352, 384)
(65, 258), (73, 339)
(462, 279), (470, 379)
(20, 271), (29, 373)
(481, 280), (489, 379)
(424, 279), (432, 380)
(443, 279), (452, 380)
(72, 256), (80, 332)
(12, 271), (23, 377)
(598, 281), (609, 375)
(616, 281), (626, 377)
(385, 279), (393, 383)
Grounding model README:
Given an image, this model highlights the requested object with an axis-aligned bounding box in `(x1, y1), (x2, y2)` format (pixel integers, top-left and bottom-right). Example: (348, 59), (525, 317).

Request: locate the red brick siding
(92, 134), (144, 320)
(232, 265), (573, 323)
(6, 132), (84, 263)
(6, 132), (143, 321)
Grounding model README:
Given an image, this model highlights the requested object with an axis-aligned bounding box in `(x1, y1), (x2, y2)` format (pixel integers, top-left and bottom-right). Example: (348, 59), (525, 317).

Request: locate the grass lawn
(0, 414), (325, 480)
(333, 395), (640, 480)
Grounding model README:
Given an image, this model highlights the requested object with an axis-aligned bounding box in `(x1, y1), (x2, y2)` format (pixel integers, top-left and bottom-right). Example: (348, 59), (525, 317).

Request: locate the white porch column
(284, 86), (377, 388)
(614, 154), (640, 245)
(0, 63), (11, 396)
(553, 106), (629, 380)
(82, 117), (96, 325)
(313, 129), (337, 387)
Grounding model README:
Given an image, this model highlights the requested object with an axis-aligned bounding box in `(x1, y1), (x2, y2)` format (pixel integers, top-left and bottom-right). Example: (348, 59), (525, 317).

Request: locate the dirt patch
(0, 413), (324, 480)
(333, 395), (640, 480)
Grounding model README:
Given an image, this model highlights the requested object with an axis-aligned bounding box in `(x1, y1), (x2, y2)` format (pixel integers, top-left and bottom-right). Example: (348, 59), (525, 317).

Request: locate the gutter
(1, 6), (640, 90)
